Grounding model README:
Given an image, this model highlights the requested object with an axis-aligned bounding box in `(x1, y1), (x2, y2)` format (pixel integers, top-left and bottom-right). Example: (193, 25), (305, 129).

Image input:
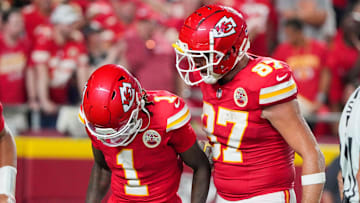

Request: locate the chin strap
(139, 98), (150, 132)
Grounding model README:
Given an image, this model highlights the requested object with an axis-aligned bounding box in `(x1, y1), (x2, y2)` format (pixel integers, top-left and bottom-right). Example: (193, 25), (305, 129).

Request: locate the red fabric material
(326, 30), (359, 105)
(31, 24), (87, 104)
(124, 30), (177, 93)
(272, 39), (327, 102)
(86, 91), (194, 202)
(0, 34), (31, 104)
(332, 0), (347, 8)
(22, 4), (50, 47)
(199, 56), (296, 200)
(231, 0), (278, 56)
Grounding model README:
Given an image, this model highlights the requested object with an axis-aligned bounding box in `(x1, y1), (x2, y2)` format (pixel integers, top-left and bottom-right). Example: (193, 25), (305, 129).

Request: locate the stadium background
(0, 0), (359, 202)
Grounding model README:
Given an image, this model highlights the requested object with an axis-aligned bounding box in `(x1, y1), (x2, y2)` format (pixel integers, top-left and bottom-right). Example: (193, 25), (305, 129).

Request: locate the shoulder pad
(150, 91), (191, 132)
(255, 58), (298, 106)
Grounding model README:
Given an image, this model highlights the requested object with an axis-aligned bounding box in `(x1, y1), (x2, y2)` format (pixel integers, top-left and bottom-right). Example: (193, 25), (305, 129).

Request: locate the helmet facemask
(84, 93), (143, 147)
(174, 29), (250, 85)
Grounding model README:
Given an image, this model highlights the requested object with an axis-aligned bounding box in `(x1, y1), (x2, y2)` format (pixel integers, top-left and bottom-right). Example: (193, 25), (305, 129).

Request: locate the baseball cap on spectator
(50, 4), (80, 25)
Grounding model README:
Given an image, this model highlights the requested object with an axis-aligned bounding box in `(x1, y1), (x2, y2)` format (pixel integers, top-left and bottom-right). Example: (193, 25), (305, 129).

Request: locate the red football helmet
(173, 5), (250, 85)
(81, 64), (149, 147)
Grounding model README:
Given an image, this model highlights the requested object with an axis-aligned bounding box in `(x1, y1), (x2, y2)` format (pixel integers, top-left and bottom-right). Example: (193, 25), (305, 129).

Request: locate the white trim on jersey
(339, 86), (360, 202)
(166, 104), (191, 132)
(32, 50), (50, 63)
(215, 189), (296, 203)
(259, 78), (297, 105)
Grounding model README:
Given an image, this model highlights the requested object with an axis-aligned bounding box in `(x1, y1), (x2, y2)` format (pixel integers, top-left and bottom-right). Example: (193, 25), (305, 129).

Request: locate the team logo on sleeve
(119, 82), (135, 113)
(213, 16), (237, 38)
(143, 130), (161, 148)
(234, 87), (248, 107)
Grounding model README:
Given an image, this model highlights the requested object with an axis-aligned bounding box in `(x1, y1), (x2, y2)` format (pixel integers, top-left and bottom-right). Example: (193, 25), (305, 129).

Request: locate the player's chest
(102, 128), (176, 170)
(200, 83), (267, 141)
(201, 80), (260, 111)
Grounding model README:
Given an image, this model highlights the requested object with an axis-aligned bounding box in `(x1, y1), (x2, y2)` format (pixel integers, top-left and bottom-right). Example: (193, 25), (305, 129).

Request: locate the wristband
(301, 172), (325, 185)
(0, 166), (17, 199)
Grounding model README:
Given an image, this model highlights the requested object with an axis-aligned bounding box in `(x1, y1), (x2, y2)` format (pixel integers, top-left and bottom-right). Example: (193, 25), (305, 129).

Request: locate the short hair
(2, 8), (20, 23)
(284, 18), (304, 31)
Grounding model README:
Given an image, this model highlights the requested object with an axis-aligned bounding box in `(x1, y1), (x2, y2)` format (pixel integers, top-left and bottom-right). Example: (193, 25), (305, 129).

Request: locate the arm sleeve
(259, 62), (298, 107)
(31, 27), (52, 65)
(165, 97), (191, 132)
(0, 103), (4, 132)
(168, 122), (197, 154)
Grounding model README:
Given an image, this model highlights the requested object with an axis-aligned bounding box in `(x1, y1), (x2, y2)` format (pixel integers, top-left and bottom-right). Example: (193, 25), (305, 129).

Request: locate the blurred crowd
(0, 0), (359, 141)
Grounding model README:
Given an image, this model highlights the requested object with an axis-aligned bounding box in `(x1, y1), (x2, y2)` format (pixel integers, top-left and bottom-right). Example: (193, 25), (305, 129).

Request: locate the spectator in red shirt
(85, 0), (127, 45)
(273, 18), (330, 120)
(22, 0), (52, 46)
(31, 4), (89, 128)
(84, 21), (124, 73)
(0, 8), (36, 134)
(123, 7), (178, 94)
(327, 1), (360, 113)
(220, 0), (278, 56)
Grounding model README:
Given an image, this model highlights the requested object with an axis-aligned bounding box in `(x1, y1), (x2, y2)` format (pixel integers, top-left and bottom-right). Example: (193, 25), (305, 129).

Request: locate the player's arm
(165, 96), (211, 203)
(180, 140), (211, 203)
(262, 99), (325, 203)
(86, 145), (111, 203)
(0, 125), (17, 203)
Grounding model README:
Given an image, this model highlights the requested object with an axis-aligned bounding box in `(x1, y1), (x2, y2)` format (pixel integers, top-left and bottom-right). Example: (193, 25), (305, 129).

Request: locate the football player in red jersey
(80, 64), (211, 203)
(0, 103), (17, 203)
(173, 5), (325, 202)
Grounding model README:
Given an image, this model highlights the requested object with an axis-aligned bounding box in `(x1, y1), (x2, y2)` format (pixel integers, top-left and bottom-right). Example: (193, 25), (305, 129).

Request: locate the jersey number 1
(203, 102), (248, 163)
(116, 149), (149, 196)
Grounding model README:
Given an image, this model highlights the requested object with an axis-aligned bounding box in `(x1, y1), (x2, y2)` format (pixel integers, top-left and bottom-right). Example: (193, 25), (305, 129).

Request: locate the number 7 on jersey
(203, 102), (248, 163)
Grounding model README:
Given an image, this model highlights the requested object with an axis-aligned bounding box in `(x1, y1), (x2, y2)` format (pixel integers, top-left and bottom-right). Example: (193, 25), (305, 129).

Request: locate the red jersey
(85, 91), (196, 202)
(22, 4), (49, 45)
(31, 25), (88, 104)
(86, 0), (125, 42)
(124, 30), (177, 93)
(231, 0), (277, 56)
(0, 103), (4, 132)
(0, 34), (31, 104)
(200, 56), (297, 200)
(327, 30), (359, 104)
(272, 39), (327, 102)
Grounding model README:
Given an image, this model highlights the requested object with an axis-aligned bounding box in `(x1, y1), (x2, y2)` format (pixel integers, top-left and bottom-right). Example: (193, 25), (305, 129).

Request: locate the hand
(337, 171), (344, 201)
(297, 0), (316, 20)
(41, 100), (58, 114)
(197, 140), (213, 166)
(28, 100), (40, 111)
(0, 194), (15, 203)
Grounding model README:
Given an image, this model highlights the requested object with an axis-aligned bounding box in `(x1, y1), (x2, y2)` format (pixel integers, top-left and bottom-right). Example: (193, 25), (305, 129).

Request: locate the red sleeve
(31, 26), (53, 65)
(168, 122), (197, 153)
(258, 60), (298, 107)
(0, 103), (4, 132)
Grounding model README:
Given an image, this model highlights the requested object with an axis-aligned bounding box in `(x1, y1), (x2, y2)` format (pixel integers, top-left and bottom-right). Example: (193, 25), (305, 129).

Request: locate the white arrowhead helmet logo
(213, 16), (237, 38)
(119, 82), (135, 113)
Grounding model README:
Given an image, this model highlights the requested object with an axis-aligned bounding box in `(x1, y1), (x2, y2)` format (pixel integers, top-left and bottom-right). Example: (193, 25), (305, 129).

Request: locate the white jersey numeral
(203, 102), (248, 163)
(116, 149), (149, 196)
